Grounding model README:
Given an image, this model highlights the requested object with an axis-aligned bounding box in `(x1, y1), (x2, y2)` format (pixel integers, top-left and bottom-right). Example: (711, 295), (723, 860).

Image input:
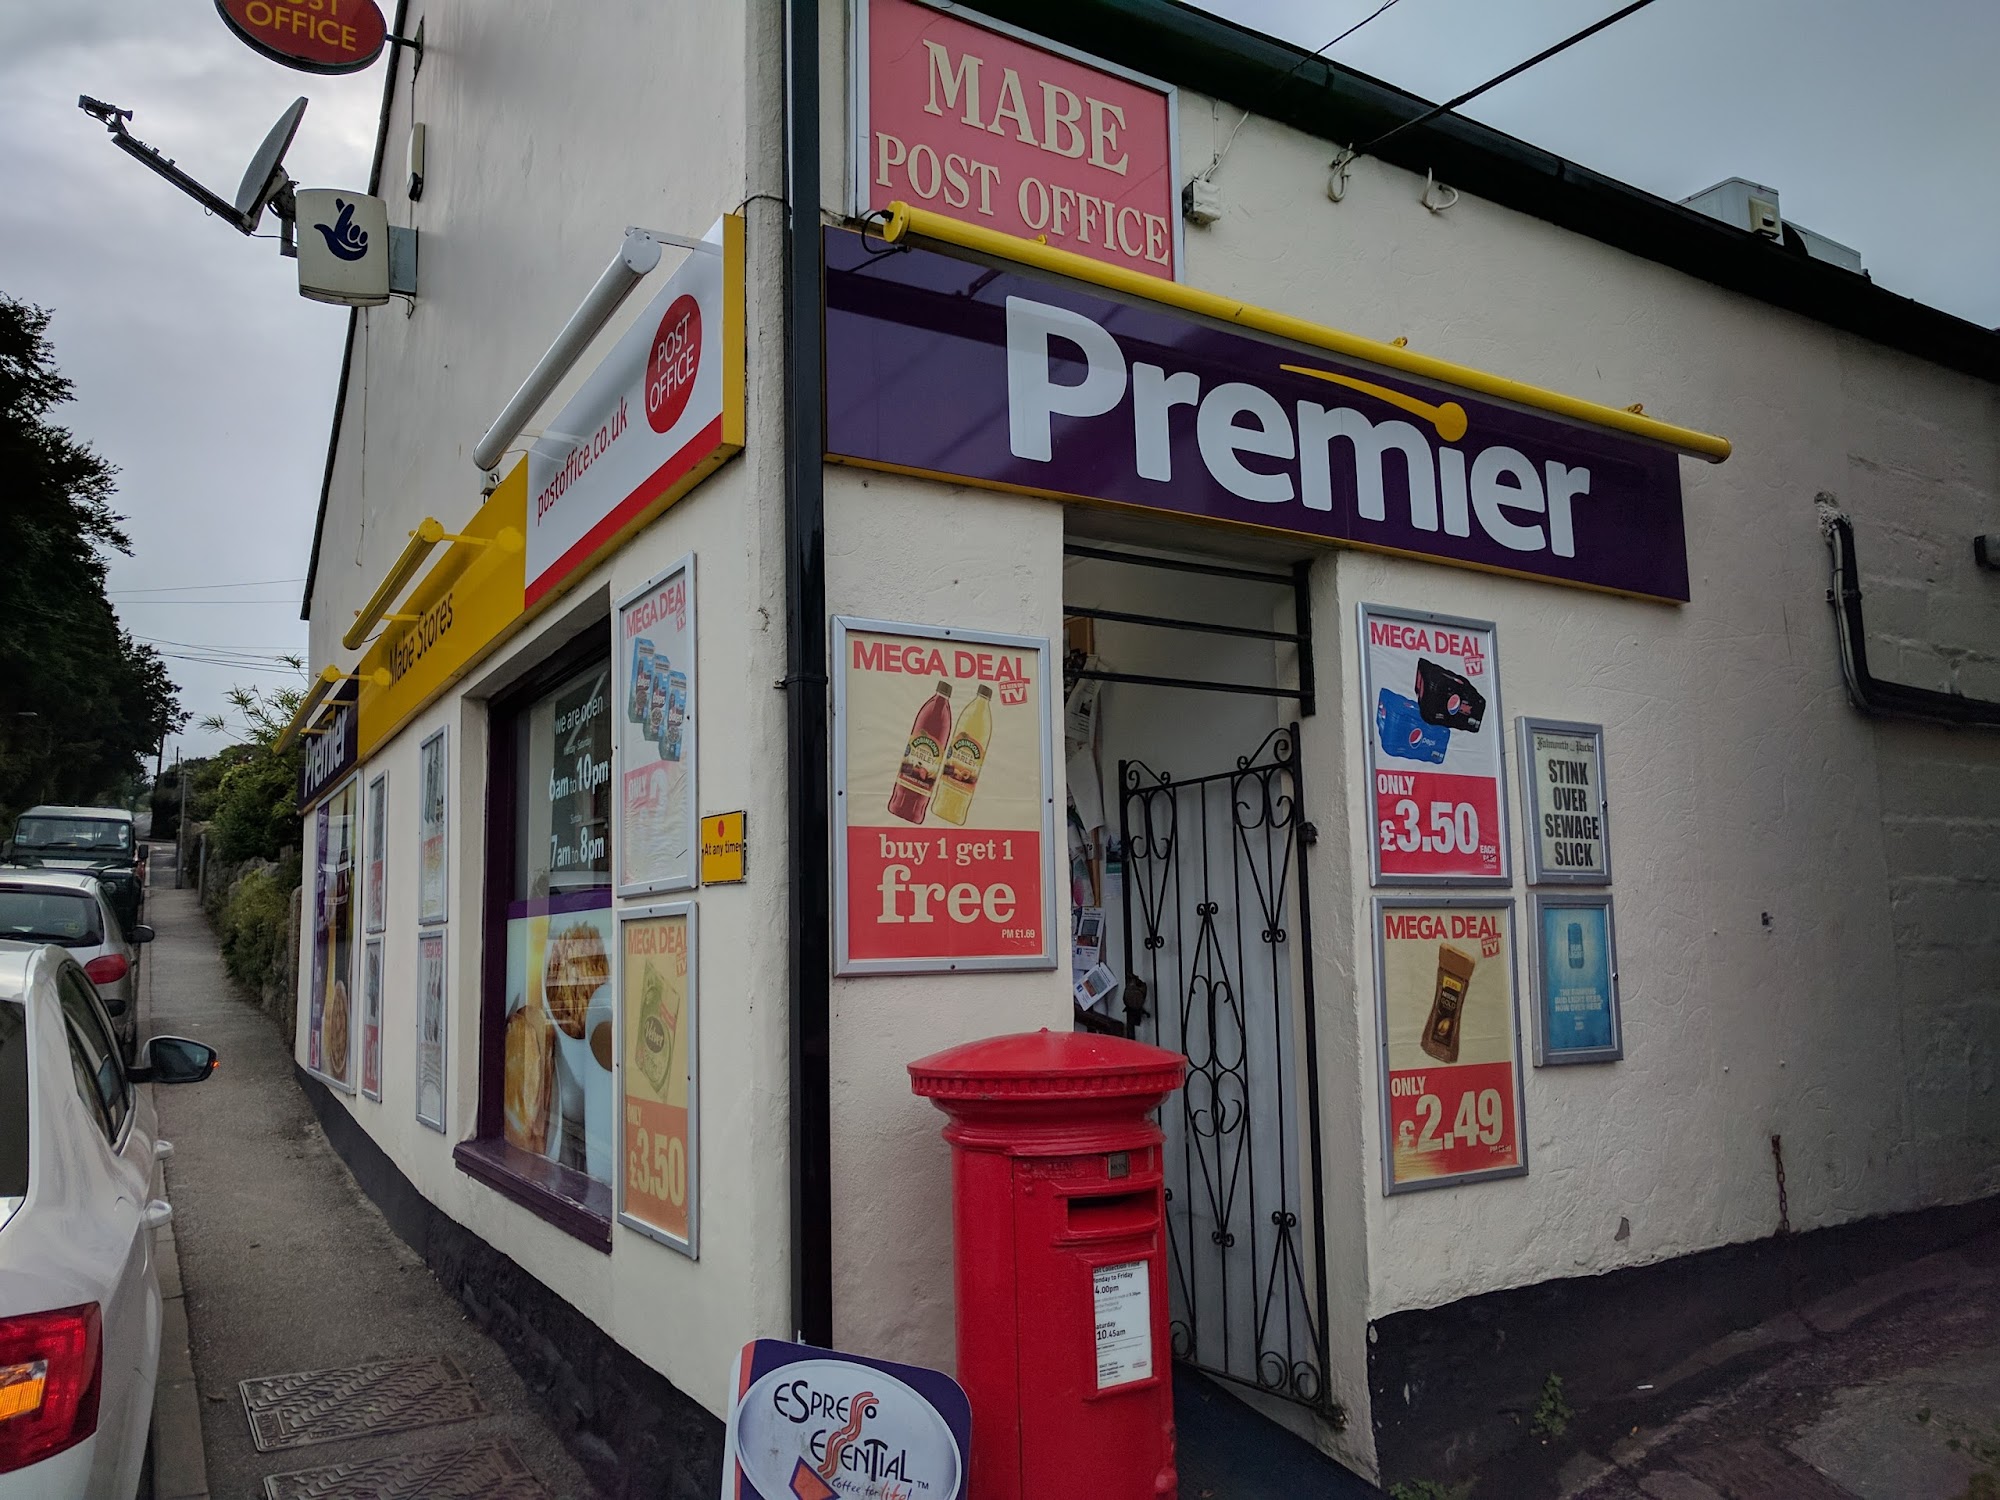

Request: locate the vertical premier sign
(852, 0), (1181, 280)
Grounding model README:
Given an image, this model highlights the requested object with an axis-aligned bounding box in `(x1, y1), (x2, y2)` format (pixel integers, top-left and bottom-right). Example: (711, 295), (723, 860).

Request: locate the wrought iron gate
(1120, 725), (1332, 1411)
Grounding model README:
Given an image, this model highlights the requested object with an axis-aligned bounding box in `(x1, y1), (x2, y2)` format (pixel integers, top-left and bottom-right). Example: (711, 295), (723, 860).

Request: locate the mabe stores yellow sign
(356, 466), (527, 758)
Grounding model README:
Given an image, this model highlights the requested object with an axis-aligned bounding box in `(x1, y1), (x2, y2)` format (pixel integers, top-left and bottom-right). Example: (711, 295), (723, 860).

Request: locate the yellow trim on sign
(876, 202), (1732, 464)
(722, 213), (746, 449)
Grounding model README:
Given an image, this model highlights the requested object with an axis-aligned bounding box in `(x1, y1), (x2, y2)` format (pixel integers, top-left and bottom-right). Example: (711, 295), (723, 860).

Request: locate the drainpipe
(783, 0), (835, 1347)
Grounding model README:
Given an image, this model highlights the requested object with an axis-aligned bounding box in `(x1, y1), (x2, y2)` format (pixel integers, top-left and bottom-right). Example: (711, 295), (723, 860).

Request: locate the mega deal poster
(832, 618), (1056, 975)
(617, 903), (697, 1256)
(1373, 898), (1528, 1193)
(1359, 603), (1509, 885)
(613, 557), (697, 895)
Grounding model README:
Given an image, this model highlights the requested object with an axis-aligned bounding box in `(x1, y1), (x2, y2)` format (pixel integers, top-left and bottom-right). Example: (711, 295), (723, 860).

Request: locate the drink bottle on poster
(834, 620), (1056, 974)
(1360, 603), (1510, 884)
(1374, 899), (1527, 1193)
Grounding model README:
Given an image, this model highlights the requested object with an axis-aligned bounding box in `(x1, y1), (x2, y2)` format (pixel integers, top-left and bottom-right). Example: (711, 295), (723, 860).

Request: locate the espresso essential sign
(833, 619), (1056, 975)
(525, 216), (743, 608)
(215, 0), (387, 74)
(824, 230), (1692, 601)
(1373, 898), (1527, 1194)
(855, 0), (1180, 279)
(297, 676), (359, 808)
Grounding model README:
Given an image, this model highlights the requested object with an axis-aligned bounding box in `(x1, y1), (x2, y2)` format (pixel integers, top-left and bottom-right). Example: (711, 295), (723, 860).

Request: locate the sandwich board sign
(722, 1340), (970, 1500)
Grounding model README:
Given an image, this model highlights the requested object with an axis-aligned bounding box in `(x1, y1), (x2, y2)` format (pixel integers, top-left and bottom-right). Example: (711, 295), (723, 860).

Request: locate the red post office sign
(853, 0), (1182, 280)
(215, 0), (388, 74)
(833, 618), (1057, 975)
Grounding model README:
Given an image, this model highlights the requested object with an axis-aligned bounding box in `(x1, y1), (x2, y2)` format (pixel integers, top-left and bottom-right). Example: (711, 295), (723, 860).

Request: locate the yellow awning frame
(275, 664), (389, 754)
(875, 201), (1732, 464)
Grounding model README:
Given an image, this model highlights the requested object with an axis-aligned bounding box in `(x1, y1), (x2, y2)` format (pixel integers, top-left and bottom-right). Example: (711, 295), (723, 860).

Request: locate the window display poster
(416, 930), (447, 1130)
(614, 560), (696, 894)
(618, 906), (696, 1255)
(1519, 719), (1610, 884)
(362, 938), (384, 1100)
(833, 619), (1056, 974)
(1533, 896), (1622, 1064)
(503, 895), (614, 1182)
(365, 772), (388, 933)
(1360, 605), (1508, 884)
(1375, 900), (1526, 1193)
(307, 780), (357, 1090)
(419, 728), (448, 924)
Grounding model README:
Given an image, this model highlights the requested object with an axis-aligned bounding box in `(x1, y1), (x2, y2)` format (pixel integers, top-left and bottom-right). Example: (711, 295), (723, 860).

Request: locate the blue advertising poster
(1535, 898), (1621, 1064)
(722, 1339), (971, 1500)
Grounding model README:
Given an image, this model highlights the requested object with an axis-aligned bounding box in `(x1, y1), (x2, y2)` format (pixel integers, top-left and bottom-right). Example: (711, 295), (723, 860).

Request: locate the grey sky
(2, 1), (1992, 762)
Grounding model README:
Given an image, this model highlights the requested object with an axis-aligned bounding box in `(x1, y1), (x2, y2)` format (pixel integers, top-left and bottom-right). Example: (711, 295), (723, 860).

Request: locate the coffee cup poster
(833, 619), (1056, 974)
(308, 780), (357, 1091)
(1359, 603), (1509, 884)
(1373, 898), (1528, 1193)
(617, 905), (697, 1256)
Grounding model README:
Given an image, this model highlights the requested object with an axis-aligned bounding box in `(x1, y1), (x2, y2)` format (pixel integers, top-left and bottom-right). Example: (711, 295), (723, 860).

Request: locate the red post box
(910, 1029), (1187, 1500)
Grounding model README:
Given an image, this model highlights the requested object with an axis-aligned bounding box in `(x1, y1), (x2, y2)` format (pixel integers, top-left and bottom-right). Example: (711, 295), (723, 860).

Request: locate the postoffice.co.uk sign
(824, 231), (1693, 601)
(855, 0), (1181, 280)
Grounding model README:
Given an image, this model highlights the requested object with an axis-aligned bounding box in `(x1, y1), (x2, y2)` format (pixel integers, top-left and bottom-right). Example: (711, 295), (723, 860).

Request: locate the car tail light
(0, 1303), (101, 1472)
(83, 954), (128, 986)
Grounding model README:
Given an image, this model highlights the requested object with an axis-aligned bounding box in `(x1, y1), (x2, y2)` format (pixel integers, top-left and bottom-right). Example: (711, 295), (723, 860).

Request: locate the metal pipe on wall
(783, 0), (835, 1347)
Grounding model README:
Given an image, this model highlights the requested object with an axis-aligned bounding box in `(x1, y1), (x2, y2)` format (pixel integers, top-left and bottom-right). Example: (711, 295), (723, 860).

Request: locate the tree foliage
(0, 295), (185, 826)
(197, 680), (305, 865)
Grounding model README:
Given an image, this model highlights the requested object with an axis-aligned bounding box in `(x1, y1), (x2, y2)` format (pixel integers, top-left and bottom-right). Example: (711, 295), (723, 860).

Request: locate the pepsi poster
(1360, 604), (1509, 885)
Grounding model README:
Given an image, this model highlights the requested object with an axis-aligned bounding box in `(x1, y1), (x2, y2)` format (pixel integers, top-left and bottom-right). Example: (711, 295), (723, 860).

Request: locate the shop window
(453, 629), (617, 1248)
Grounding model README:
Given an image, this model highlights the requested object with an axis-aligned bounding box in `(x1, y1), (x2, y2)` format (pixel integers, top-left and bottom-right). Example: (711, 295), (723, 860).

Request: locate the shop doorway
(1063, 540), (1333, 1416)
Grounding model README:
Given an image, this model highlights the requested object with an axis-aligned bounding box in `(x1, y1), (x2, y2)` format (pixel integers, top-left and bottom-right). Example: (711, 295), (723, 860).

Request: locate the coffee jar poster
(834, 619), (1054, 974)
(1374, 899), (1527, 1193)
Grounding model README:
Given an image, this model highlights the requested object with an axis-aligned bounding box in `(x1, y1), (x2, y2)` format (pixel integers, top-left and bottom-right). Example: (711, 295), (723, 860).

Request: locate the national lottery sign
(1359, 604), (1509, 886)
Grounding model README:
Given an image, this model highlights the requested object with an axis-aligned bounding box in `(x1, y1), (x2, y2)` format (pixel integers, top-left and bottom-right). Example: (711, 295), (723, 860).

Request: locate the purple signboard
(824, 229), (1690, 601)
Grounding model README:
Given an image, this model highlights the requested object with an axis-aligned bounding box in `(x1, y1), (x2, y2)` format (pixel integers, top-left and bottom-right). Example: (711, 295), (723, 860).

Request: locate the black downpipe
(1821, 500), (2000, 730)
(783, 0), (836, 1346)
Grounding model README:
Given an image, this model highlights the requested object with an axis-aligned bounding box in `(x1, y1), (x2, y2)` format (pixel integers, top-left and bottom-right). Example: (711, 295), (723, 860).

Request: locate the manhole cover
(240, 1353), (489, 1452)
(261, 1435), (551, 1499)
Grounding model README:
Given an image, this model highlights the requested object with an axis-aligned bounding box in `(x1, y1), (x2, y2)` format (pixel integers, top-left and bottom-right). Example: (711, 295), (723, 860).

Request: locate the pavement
(138, 867), (603, 1499)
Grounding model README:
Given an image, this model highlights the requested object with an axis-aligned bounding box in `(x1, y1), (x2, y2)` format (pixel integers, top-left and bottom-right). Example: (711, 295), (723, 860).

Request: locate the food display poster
(1359, 604), (1509, 885)
(832, 618), (1056, 975)
(617, 905), (697, 1256)
(365, 771), (388, 934)
(362, 938), (384, 1101)
(307, 779), (357, 1092)
(614, 558), (697, 895)
(416, 929), (447, 1131)
(1518, 719), (1611, 885)
(1374, 899), (1527, 1193)
(418, 727), (448, 924)
(1531, 895), (1622, 1065)
(722, 1339), (971, 1500)
(503, 894), (614, 1183)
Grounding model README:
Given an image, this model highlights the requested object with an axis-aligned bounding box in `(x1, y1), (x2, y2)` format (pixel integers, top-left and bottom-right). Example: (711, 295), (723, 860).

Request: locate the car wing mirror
(132, 1036), (218, 1085)
(131, 924), (155, 944)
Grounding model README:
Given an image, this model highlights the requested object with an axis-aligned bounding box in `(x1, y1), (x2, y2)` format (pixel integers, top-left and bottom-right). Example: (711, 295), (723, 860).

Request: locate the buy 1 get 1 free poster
(834, 619), (1055, 974)
(1375, 899), (1527, 1193)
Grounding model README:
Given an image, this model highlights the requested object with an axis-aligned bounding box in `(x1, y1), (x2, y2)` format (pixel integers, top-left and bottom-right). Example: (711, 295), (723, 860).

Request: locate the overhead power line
(107, 576), (306, 596)
(1357, 0), (1664, 158)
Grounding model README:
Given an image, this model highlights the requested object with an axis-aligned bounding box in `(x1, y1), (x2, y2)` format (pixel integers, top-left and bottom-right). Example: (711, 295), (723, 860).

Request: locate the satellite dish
(235, 97), (308, 223)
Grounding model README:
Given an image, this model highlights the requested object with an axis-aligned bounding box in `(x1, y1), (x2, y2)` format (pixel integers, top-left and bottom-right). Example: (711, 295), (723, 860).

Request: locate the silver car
(0, 873), (150, 1063)
(0, 944), (215, 1498)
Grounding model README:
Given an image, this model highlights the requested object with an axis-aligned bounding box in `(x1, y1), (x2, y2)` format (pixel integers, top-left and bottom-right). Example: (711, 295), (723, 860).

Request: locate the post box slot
(1066, 1190), (1154, 1235)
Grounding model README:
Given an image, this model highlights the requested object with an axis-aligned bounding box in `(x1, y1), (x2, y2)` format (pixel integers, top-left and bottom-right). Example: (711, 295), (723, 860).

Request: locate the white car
(0, 944), (215, 1498)
(0, 872), (151, 1063)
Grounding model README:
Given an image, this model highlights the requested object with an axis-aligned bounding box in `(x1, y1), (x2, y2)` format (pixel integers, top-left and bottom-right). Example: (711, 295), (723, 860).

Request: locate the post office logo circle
(215, 0), (387, 75)
(645, 294), (703, 435)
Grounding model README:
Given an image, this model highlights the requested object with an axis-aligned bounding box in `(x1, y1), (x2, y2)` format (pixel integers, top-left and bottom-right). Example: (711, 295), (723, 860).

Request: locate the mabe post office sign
(833, 618), (1056, 975)
(853, 0), (1181, 279)
(824, 231), (1691, 601)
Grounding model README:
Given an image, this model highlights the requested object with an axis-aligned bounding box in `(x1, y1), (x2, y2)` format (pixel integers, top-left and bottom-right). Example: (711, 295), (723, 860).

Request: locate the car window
(56, 968), (127, 1140)
(0, 887), (104, 947)
(63, 1019), (116, 1144)
(14, 816), (132, 853)
(0, 1000), (26, 1203)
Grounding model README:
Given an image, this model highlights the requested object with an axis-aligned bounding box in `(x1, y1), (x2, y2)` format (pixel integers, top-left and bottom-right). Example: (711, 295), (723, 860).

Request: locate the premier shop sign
(824, 231), (1690, 601)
